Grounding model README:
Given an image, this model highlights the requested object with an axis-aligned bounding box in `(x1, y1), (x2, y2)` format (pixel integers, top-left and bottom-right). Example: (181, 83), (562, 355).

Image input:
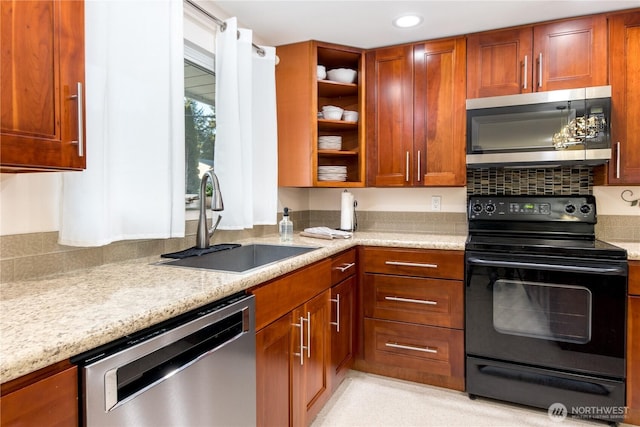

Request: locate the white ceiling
(213, 0), (639, 49)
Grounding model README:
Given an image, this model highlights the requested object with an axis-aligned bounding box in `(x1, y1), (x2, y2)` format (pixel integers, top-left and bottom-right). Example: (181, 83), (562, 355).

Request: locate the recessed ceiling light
(393, 14), (423, 29)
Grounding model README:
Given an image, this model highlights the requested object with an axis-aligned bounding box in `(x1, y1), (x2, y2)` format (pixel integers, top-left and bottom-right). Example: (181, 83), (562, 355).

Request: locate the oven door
(465, 251), (627, 378)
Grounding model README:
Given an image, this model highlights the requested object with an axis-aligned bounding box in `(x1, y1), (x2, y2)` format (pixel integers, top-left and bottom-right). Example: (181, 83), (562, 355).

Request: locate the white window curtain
(214, 18), (278, 230)
(59, 0), (185, 246)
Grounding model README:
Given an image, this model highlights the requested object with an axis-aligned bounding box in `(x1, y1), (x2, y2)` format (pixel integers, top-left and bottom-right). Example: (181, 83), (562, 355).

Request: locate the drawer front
(363, 274), (463, 328)
(331, 249), (357, 285)
(364, 318), (464, 378)
(630, 261), (640, 296)
(251, 259), (331, 331)
(362, 247), (464, 280)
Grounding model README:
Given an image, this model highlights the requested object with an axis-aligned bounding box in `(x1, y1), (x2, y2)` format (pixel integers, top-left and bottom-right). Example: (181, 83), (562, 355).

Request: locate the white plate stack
(318, 135), (342, 150)
(318, 165), (347, 181)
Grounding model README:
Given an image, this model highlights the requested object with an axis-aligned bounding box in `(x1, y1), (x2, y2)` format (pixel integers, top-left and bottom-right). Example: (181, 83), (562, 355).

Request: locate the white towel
(302, 227), (353, 239)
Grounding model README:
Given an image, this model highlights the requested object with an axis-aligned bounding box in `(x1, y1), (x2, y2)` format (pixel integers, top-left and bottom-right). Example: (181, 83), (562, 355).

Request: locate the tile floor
(311, 370), (628, 427)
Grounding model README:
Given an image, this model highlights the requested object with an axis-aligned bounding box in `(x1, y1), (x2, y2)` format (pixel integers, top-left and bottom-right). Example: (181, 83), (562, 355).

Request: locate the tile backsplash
(1, 206), (637, 283)
(467, 166), (593, 195)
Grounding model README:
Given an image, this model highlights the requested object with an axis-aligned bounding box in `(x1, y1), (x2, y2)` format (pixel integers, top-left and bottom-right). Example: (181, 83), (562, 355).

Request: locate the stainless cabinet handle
(330, 294), (340, 332)
(385, 260), (438, 269)
(385, 342), (437, 354)
(405, 151), (410, 182)
(335, 262), (355, 273)
(523, 55), (528, 90)
(538, 53), (543, 88)
(616, 141), (621, 179)
(305, 311), (311, 359)
(294, 316), (305, 365)
(69, 82), (84, 157)
(417, 150), (421, 182)
(385, 296), (437, 306)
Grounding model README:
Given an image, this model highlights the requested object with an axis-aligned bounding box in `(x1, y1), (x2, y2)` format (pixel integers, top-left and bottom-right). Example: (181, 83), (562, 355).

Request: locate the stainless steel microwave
(466, 86), (611, 168)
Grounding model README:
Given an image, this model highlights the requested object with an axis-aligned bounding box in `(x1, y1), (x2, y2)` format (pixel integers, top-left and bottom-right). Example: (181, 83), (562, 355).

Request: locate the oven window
(493, 280), (592, 344)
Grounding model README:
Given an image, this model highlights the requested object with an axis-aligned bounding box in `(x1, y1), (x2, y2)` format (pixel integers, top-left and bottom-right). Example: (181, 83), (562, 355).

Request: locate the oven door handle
(466, 257), (626, 275)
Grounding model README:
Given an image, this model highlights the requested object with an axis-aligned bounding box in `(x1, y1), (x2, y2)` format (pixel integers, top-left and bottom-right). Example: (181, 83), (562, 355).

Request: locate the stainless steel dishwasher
(73, 292), (255, 427)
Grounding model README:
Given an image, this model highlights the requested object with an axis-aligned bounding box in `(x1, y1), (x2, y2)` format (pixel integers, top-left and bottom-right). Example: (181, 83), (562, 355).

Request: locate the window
(184, 43), (215, 205)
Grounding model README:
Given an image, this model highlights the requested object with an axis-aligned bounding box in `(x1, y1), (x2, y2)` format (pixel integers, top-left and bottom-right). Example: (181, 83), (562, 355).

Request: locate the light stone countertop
(0, 232), (466, 384)
(610, 241), (640, 261)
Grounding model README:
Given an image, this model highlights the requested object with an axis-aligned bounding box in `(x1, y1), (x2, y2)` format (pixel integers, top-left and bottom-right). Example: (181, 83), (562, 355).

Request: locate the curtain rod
(185, 0), (266, 57)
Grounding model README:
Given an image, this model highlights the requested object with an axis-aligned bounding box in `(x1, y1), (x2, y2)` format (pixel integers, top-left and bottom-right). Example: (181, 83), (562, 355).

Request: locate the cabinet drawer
(630, 261), (640, 296)
(331, 249), (357, 285)
(251, 259), (331, 331)
(362, 247), (463, 280)
(363, 274), (463, 328)
(364, 318), (464, 379)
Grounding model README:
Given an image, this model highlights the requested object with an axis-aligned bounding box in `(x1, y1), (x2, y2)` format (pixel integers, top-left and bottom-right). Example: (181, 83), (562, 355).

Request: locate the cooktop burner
(466, 195), (627, 260)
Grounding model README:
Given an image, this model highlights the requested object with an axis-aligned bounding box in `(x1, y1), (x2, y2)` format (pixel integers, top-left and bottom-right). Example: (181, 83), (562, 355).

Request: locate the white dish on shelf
(317, 65), (326, 80)
(342, 110), (359, 122)
(327, 68), (357, 83)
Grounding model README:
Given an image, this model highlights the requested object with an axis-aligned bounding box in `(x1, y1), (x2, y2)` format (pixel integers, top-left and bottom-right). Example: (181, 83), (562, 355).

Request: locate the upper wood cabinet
(605, 10), (640, 185)
(366, 37), (466, 187)
(466, 15), (607, 98)
(1, 0), (86, 172)
(276, 41), (365, 187)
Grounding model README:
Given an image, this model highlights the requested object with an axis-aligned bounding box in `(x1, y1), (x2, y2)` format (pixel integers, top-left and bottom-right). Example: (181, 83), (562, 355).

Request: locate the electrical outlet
(431, 195), (441, 211)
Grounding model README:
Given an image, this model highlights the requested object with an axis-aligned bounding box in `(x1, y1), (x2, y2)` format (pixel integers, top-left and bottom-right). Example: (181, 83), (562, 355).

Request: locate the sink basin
(160, 244), (319, 273)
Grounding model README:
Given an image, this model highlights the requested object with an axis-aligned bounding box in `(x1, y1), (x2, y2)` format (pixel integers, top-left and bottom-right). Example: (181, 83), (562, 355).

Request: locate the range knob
(580, 204), (592, 214)
(565, 204), (576, 214)
(485, 203), (496, 214)
(472, 203), (483, 214)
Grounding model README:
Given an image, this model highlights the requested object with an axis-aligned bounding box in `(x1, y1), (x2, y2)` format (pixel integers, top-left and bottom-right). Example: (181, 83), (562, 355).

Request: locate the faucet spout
(196, 169), (224, 249)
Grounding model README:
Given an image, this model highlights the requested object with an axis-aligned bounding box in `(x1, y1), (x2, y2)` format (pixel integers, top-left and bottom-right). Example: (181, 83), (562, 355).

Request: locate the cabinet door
(331, 275), (355, 389)
(0, 0), (85, 171)
(293, 290), (332, 426)
(414, 38), (466, 186)
(256, 312), (294, 427)
(466, 27), (533, 98)
(365, 44), (414, 186)
(0, 365), (78, 427)
(608, 11), (640, 185)
(533, 15), (607, 92)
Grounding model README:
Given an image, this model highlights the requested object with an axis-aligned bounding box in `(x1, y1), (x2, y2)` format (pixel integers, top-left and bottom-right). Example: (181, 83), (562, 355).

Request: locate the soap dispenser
(279, 207), (293, 242)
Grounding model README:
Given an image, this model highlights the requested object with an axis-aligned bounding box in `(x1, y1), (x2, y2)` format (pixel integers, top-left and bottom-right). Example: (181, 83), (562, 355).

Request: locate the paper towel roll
(340, 190), (354, 231)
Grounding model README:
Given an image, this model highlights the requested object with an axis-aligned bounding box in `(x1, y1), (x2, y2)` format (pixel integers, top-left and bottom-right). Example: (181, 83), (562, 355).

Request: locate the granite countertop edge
(2, 234), (637, 383)
(0, 232), (467, 384)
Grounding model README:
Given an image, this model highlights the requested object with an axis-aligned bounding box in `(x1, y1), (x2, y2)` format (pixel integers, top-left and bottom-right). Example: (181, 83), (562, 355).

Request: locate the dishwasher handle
(104, 305), (250, 412)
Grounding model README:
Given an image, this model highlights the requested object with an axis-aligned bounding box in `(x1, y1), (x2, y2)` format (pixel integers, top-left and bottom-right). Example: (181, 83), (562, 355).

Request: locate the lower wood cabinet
(330, 249), (357, 390)
(628, 261), (640, 426)
(0, 363), (78, 427)
(356, 247), (465, 391)
(253, 259), (333, 427)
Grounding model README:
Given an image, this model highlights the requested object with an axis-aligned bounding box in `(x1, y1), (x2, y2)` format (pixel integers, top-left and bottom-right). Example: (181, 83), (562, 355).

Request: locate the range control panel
(468, 195), (596, 222)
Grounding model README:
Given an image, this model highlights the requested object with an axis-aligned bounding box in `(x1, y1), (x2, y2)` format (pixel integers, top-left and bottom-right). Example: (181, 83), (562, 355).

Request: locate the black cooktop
(465, 234), (627, 260)
(466, 195), (627, 260)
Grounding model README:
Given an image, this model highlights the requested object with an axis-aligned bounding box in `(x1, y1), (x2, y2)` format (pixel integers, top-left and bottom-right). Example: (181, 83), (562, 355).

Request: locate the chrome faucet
(196, 169), (224, 249)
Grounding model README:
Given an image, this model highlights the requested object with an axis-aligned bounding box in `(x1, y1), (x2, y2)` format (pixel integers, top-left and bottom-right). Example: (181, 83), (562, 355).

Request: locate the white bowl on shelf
(342, 110), (359, 122)
(317, 65), (326, 80)
(327, 68), (357, 83)
(322, 105), (344, 120)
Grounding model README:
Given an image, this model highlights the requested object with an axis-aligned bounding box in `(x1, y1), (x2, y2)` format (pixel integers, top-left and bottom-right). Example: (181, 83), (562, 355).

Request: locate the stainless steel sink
(160, 244), (319, 273)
